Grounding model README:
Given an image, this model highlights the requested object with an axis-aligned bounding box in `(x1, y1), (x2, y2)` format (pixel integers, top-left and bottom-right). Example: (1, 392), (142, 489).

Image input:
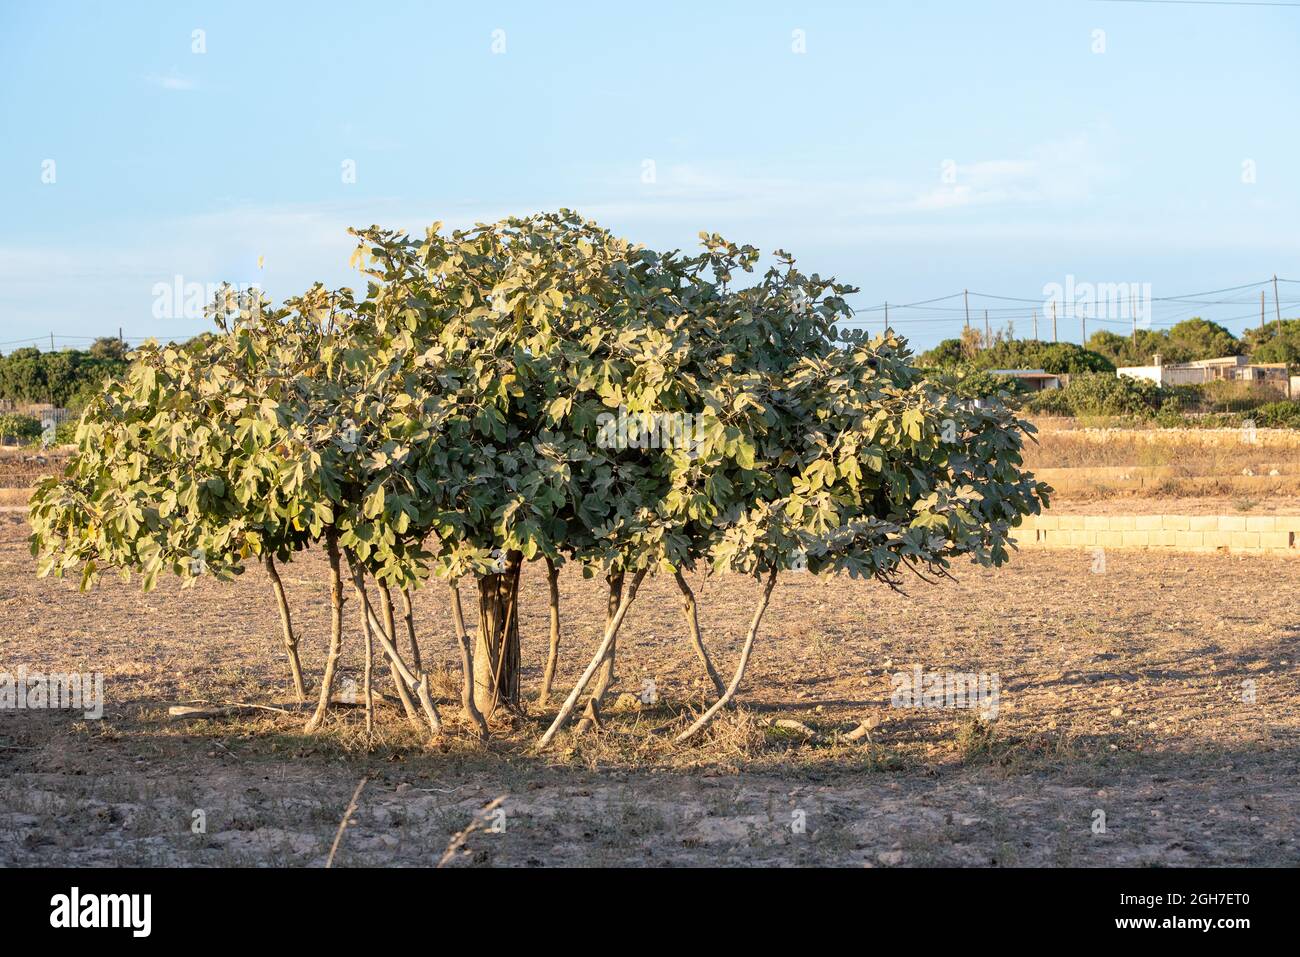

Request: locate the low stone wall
(1013, 513), (1300, 556)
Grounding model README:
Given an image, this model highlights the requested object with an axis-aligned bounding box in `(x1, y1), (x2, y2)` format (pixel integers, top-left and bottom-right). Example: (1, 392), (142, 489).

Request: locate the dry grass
(2, 510), (1298, 866)
(1024, 422), (1300, 501)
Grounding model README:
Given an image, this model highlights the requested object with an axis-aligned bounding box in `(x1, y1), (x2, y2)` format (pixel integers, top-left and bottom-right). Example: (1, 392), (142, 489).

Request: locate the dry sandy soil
(1, 511), (1297, 867)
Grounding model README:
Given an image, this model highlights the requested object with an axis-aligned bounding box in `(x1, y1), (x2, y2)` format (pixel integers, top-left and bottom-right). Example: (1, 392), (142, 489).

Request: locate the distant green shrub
(0, 413), (42, 444)
(1249, 401), (1300, 429)
(1026, 373), (1163, 418)
(917, 339), (1115, 375)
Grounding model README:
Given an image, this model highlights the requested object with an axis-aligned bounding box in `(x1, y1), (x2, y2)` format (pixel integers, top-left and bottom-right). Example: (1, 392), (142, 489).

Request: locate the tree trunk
(576, 570), (624, 733)
(263, 553), (307, 702)
(538, 557), (561, 707)
(673, 568), (725, 697)
(675, 567), (778, 744)
(377, 580), (423, 731)
(449, 580), (490, 739)
(538, 568), (647, 748)
(473, 551), (522, 717)
(305, 530), (345, 733)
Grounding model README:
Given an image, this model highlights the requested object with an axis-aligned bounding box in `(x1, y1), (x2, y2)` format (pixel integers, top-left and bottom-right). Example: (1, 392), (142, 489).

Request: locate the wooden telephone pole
(1130, 289), (1138, 347)
(984, 309), (990, 348)
(1032, 309), (1038, 340)
(963, 289), (970, 333)
(1052, 300), (1058, 342)
(1274, 274), (1283, 334)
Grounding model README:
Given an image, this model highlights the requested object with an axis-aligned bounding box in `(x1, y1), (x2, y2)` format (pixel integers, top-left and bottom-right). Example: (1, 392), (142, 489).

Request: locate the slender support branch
(449, 580), (489, 739)
(305, 530), (345, 733)
(377, 579), (424, 731)
(344, 554), (378, 735)
(673, 568), (725, 697)
(675, 567), (779, 744)
(539, 568), (647, 748)
(400, 587), (422, 673)
(263, 554), (307, 702)
(576, 570), (624, 733)
(538, 557), (562, 707)
(359, 578), (443, 736)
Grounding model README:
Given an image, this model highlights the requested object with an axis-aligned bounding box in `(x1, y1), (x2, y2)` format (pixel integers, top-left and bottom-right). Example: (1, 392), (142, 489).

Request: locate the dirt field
(1, 510), (1297, 867)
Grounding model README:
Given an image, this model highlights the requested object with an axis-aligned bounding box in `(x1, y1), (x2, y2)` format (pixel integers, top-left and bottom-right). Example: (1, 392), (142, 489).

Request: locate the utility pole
(1080, 311), (1086, 346)
(884, 301), (889, 335)
(1274, 274), (1283, 334)
(1261, 290), (1267, 336)
(1052, 300), (1058, 342)
(964, 289), (970, 333)
(1032, 309), (1038, 340)
(50, 332), (54, 352)
(1130, 289), (1137, 347)
(119, 326), (124, 348)
(984, 309), (990, 348)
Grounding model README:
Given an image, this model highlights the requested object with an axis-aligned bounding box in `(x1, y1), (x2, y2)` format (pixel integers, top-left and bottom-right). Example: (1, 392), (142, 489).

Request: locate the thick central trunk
(472, 551), (523, 716)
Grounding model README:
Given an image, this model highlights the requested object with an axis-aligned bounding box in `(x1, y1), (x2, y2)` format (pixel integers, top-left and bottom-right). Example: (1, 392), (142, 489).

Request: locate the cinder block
(1121, 531), (1149, 547)
(1245, 516), (1276, 532)
(1201, 531), (1232, 549)
(1271, 516), (1300, 533)
(1034, 515), (1058, 530)
(1163, 515), (1192, 531)
(1258, 531), (1292, 549)
(1218, 515), (1247, 532)
(1058, 516), (1085, 530)
(1149, 530), (1178, 547)
(1189, 515), (1218, 531)
(1096, 530), (1124, 547)
(1111, 516), (1136, 530)
(1175, 531), (1203, 549)
(1083, 516), (1109, 531)
(1070, 530), (1096, 546)
(1136, 515), (1163, 530)
(1230, 531), (1261, 550)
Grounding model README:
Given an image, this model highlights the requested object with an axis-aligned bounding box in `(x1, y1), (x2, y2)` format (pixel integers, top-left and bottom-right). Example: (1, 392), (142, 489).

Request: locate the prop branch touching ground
(359, 582), (443, 737)
(375, 578), (423, 731)
(305, 530), (345, 734)
(675, 567), (778, 744)
(345, 557), (377, 735)
(263, 554), (307, 702)
(538, 557), (562, 707)
(576, 570), (625, 734)
(538, 568), (647, 748)
(673, 568), (725, 698)
(449, 580), (490, 739)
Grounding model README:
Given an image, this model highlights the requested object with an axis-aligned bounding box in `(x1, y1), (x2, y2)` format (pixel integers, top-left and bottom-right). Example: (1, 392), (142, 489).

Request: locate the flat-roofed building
(986, 369), (1063, 391)
(1118, 354), (1290, 396)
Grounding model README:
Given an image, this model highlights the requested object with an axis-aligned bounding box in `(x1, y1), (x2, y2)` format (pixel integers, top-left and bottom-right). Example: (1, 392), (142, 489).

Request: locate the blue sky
(2, 0), (1299, 353)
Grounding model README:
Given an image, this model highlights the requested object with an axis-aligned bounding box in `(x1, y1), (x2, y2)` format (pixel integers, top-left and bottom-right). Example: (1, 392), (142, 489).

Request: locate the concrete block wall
(1013, 513), (1300, 556)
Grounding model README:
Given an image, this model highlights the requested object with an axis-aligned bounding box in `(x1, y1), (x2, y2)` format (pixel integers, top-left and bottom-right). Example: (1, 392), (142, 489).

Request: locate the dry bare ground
(1, 510), (1297, 867)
